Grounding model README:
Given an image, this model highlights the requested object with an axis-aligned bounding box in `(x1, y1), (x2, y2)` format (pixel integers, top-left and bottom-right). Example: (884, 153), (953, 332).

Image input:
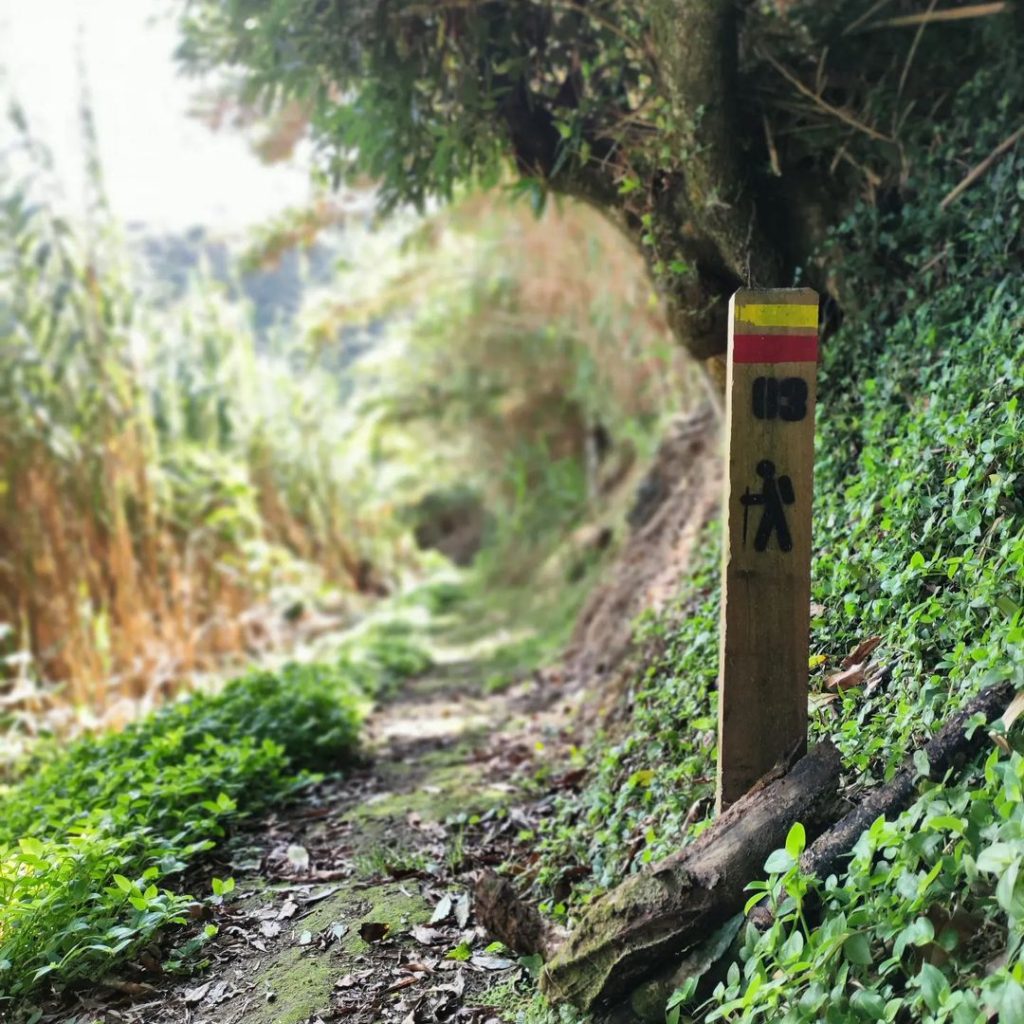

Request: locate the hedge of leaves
(0, 662), (364, 1004)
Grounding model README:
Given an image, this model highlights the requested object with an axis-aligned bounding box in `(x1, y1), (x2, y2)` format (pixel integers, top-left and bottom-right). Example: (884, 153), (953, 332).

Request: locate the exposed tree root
(476, 682), (1016, 1019)
(538, 742), (844, 1013)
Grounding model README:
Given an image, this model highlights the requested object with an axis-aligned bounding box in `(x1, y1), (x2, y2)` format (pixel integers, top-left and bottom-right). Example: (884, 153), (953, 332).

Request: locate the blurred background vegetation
(0, 72), (697, 755)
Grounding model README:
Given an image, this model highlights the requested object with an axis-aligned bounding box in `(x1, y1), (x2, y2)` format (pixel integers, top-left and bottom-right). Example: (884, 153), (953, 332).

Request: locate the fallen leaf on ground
(471, 954), (516, 970)
(404, 960), (434, 974)
(826, 664), (865, 692)
(454, 892), (471, 928)
(388, 975), (419, 991)
(260, 920), (282, 938)
(302, 884), (341, 903)
(286, 844), (310, 870)
(433, 971), (466, 996)
(411, 925), (445, 945)
(842, 636), (882, 669)
(298, 929), (313, 945)
(359, 921), (390, 943)
(184, 983), (210, 1004)
(430, 895), (453, 924)
(278, 900), (299, 919)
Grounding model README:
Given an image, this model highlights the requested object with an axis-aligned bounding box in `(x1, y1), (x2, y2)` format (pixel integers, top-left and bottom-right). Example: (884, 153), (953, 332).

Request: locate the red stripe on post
(732, 334), (819, 364)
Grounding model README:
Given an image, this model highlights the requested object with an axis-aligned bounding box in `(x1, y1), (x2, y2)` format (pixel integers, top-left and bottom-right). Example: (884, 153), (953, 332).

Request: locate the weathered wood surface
(717, 288), (819, 808)
(539, 741), (843, 1012)
(474, 869), (565, 958)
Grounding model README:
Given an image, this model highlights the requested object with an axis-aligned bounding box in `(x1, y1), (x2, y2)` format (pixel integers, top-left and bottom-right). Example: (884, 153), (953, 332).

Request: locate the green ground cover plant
(536, 48), (1024, 1021)
(337, 620), (435, 701)
(0, 662), (364, 1005)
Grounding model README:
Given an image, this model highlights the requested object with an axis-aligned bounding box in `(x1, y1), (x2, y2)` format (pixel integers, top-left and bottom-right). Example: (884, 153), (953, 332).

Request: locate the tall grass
(0, 104), (701, 729)
(0, 118), (377, 730)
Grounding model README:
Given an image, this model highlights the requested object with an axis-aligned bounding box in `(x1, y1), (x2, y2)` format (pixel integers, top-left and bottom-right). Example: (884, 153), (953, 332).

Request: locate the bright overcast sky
(0, 0), (312, 231)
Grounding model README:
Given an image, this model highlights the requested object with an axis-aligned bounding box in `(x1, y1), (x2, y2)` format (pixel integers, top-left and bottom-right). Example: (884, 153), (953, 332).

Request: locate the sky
(0, 0), (312, 231)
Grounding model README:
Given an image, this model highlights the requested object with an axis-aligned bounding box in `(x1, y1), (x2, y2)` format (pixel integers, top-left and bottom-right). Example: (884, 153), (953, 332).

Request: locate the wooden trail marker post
(717, 287), (819, 810)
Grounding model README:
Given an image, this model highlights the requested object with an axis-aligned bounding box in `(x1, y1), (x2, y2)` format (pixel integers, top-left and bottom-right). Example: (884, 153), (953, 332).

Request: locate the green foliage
(537, 52), (1024, 1017)
(535, 534), (720, 902)
(0, 662), (363, 1003)
(336, 619), (434, 700)
(0, 104), (389, 704)
(694, 54), (1024, 1024)
(351, 196), (688, 588)
(176, 0), (652, 212)
(707, 749), (1024, 1023)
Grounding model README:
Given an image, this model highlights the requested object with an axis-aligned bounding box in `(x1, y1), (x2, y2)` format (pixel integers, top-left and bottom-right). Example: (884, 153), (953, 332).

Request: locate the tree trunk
(530, 0), (800, 363)
(538, 741), (843, 1014)
(635, 0), (786, 360)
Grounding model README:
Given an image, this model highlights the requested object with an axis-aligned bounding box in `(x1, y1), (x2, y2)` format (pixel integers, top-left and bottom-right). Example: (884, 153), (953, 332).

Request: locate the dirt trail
(33, 411), (720, 1024)
(47, 661), (576, 1024)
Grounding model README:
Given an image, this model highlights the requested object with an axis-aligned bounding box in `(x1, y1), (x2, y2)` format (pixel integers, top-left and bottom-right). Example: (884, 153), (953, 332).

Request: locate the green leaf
(785, 822), (806, 859)
(519, 953), (543, 980)
(989, 977), (1024, 1022)
(995, 858), (1022, 918)
(916, 962), (949, 1012)
(779, 928), (804, 962)
(628, 769), (655, 788)
(843, 933), (872, 966)
(764, 849), (795, 874)
(977, 842), (1018, 873)
(18, 837), (46, 859)
(851, 988), (887, 1019)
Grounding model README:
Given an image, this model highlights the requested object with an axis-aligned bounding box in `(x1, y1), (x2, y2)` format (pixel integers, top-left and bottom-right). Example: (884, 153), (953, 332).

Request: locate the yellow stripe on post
(734, 303), (819, 329)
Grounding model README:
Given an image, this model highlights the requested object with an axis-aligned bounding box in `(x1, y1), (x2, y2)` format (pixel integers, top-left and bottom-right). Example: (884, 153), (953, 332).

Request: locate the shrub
(0, 662), (363, 1003)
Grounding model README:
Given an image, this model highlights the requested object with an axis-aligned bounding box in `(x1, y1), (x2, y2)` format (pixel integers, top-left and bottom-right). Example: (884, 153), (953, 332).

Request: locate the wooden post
(717, 288), (818, 810)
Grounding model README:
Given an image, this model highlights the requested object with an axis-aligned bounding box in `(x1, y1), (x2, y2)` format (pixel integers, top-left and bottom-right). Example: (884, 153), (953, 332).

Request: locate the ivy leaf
(785, 822), (806, 859)
(851, 988), (886, 1018)
(843, 932), (872, 966)
(764, 849), (795, 874)
(916, 962), (950, 1012)
(989, 977), (1024, 1022)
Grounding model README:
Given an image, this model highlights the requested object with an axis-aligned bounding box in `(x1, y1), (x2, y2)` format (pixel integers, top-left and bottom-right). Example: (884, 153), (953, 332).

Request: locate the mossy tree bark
(538, 742), (844, 1015)
(500, 0), (800, 361)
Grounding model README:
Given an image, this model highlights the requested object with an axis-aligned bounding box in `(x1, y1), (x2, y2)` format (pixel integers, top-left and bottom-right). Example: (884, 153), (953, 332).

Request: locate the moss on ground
(340, 883), (432, 955)
(350, 759), (512, 825)
(250, 949), (338, 1024)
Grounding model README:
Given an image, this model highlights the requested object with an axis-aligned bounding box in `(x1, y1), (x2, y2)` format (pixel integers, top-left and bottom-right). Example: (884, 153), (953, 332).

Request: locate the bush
(336, 620), (434, 701)
(0, 662), (363, 1003)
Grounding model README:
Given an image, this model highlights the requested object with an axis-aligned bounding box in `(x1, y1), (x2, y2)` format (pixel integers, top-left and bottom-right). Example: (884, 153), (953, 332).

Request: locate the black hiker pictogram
(740, 459), (795, 552)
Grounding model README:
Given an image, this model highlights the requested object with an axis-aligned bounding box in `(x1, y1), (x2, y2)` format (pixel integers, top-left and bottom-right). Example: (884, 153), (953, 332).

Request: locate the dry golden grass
(0, 177), (694, 734)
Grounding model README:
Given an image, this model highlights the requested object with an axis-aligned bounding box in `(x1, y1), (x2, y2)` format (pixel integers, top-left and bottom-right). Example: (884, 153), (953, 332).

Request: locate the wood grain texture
(717, 287), (818, 810)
